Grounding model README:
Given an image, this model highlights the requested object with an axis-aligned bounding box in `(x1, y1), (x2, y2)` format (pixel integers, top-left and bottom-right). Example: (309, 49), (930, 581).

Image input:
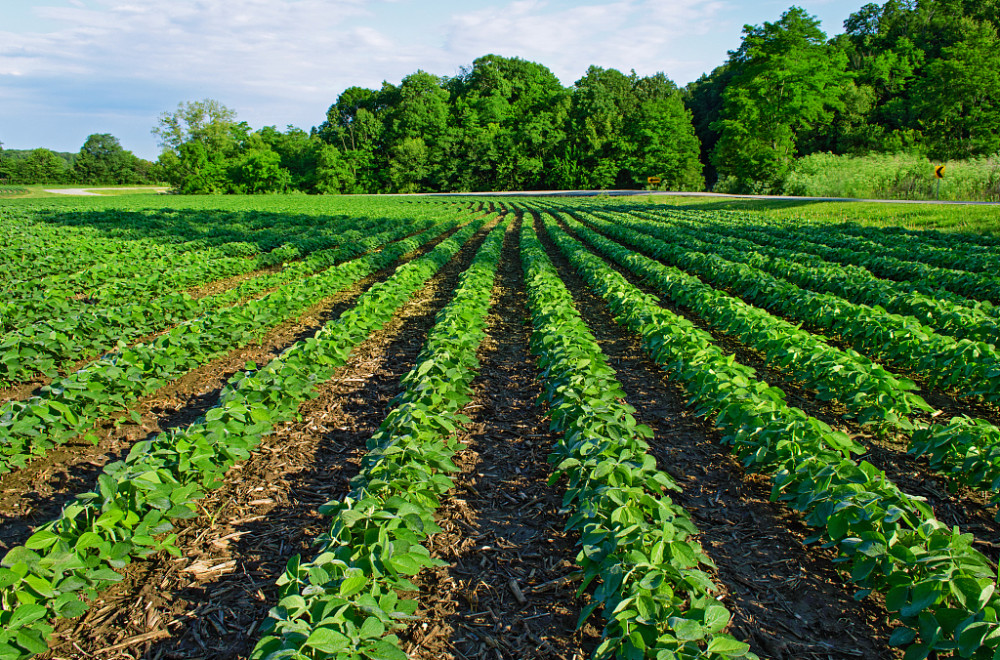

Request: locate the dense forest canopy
(4, 0), (998, 195)
(150, 55), (704, 194)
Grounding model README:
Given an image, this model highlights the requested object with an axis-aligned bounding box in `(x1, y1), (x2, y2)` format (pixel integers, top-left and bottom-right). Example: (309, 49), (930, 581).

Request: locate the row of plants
(0, 213), (490, 659)
(637, 203), (1000, 274)
(0, 215), (470, 476)
(544, 209), (1000, 510)
(576, 210), (1000, 409)
(0, 204), (385, 285)
(542, 211), (933, 429)
(643, 206), (1000, 305)
(542, 207), (1000, 659)
(787, 216), (997, 274)
(0, 214), (377, 335)
(520, 217), (754, 659)
(823, 219), (1000, 251)
(0, 208), (211, 282)
(0, 210), (452, 386)
(251, 218), (508, 660)
(625, 207), (1000, 346)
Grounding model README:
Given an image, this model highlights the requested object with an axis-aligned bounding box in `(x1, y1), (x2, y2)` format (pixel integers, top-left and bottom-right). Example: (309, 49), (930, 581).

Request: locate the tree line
(152, 59), (704, 194)
(0, 134), (159, 186)
(6, 0), (999, 194)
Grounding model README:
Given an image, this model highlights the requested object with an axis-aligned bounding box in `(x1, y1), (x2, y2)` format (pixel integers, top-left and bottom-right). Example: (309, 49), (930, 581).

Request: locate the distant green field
(644, 195), (1000, 235)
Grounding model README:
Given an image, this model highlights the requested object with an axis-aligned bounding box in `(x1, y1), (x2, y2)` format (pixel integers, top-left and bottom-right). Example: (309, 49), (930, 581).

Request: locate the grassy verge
(642, 197), (1000, 234)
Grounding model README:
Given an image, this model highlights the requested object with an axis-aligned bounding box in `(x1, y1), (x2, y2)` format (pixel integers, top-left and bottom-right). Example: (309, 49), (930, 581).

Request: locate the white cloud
(2, 0), (831, 158)
(441, 0), (730, 85)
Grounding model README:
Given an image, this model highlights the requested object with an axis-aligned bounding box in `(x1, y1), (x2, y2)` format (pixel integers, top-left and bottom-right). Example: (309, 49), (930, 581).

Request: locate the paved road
(420, 189), (1000, 205)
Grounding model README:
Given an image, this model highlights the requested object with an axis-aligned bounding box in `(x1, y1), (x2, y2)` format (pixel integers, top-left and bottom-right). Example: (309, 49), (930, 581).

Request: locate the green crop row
(646, 206), (1000, 304)
(0, 214), (490, 660)
(624, 207), (1000, 345)
(0, 211), (438, 386)
(791, 218), (998, 275)
(0, 215), (370, 335)
(0, 204), (367, 288)
(547, 209), (1000, 510)
(545, 210), (933, 429)
(0, 215), (466, 476)
(626, 203), (1000, 278)
(579, 210), (1000, 409)
(519, 217), (753, 660)
(252, 219), (508, 660)
(546, 209), (1000, 659)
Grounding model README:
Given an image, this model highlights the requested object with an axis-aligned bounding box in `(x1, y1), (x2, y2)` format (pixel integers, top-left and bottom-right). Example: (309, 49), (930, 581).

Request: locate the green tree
(314, 143), (357, 194)
(917, 19), (1000, 158)
(568, 67), (702, 190)
(230, 135), (290, 193)
(73, 133), (139, 184)
(711, 6), (852, 192)
(383, 71), (451, 192)
(316, 86), (387, 191)
(14, 149), (70, 184)
(153, 99), (238, 154)
(445, 55), (569, 191)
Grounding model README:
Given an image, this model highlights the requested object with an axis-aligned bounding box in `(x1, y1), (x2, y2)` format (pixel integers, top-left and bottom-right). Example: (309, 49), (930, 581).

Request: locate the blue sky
(1, 0), (858, 160)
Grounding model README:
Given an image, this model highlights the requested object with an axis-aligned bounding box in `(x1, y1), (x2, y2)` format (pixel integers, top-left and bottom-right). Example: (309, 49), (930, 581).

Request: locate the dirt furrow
(533, 212), (898, 660)
(553, 214), (1000, 562)
(0, 226), (464, 552)
(403, 219), (598, 660)
(39, 218), (500, 660)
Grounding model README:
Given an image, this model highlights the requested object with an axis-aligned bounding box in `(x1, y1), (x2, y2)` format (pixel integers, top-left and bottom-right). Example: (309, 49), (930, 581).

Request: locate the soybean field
(2, 194), (1000, 660)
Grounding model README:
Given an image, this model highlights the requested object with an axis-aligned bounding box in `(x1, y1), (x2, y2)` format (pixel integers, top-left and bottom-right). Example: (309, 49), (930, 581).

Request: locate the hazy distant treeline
(0, 134), (160, 186)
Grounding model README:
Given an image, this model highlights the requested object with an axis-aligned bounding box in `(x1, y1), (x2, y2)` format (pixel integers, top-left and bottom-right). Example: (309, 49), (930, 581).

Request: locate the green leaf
(14, 630), (49, 655)
(339, 574), (367, 597)
(24, 530), (59, 551)
(706, 634), (751, 655)
(889, 626), (917, 647)
(304, 627), (350, 653)
(363, 639), (408, 660)
(8, 604), (48, 629)
(360, 616), (386, 639)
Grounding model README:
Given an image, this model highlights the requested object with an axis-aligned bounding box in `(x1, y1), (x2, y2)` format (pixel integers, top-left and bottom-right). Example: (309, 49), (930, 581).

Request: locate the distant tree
(314, 143), (357, 194)
(711, 7), (852, 192)
(73, 133), (139, 184)
(566, 67), (702, 190)
(916, 19), (1000, 158)
(153, 99), (239, 154)
(15, 149), (70, 184)
(315, 87), (387, 191)
(383, 71), (450, 192)
(258, 125), (324, 191)
(445, 55), (569, 191)
(230, 135), (290, 194)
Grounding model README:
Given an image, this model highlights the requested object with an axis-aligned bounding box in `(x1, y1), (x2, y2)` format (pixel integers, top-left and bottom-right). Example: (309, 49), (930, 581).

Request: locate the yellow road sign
(647, 176), (661, 185)
(935, 165), (946, 179)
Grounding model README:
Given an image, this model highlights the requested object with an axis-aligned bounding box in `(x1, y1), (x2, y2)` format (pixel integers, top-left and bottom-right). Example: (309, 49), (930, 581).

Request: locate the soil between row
(12, 205), (994, 659)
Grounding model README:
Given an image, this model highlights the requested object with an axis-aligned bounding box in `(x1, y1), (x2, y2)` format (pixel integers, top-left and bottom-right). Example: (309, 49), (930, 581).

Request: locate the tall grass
(782, 152), (1000, 202)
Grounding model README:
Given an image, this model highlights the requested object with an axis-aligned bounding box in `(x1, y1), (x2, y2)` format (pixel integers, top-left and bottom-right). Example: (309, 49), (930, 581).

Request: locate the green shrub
(784, 152), (1000, 201)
